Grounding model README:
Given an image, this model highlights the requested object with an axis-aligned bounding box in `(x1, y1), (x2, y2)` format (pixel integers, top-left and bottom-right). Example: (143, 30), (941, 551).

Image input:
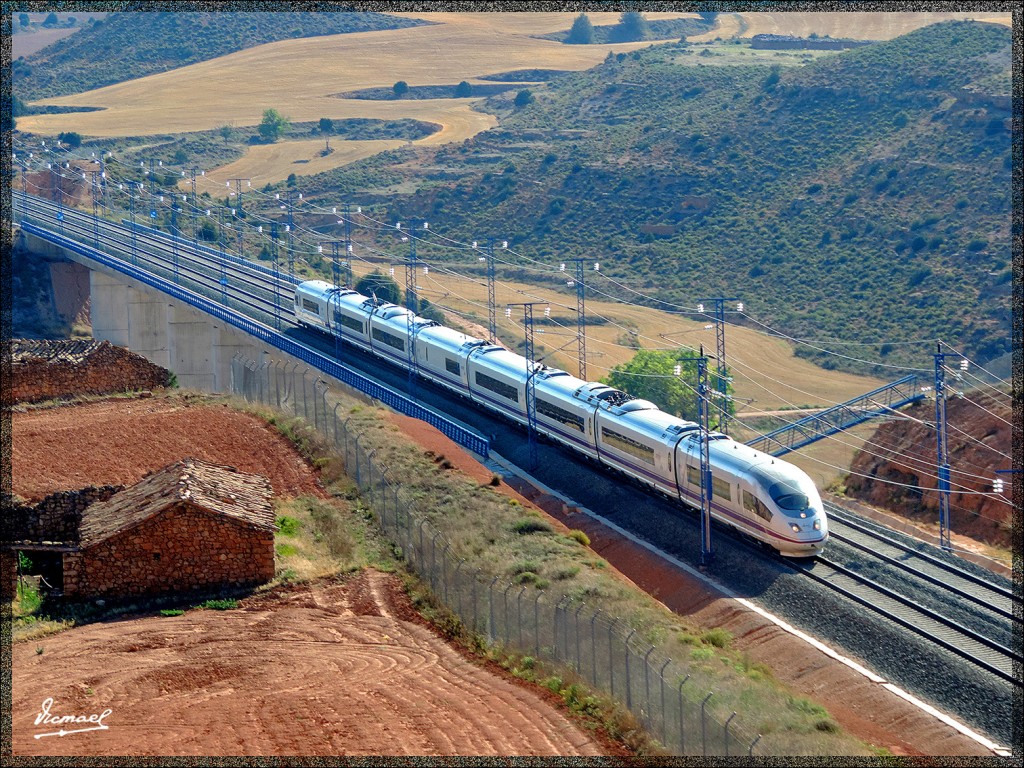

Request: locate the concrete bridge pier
(89, 269), (270, 393)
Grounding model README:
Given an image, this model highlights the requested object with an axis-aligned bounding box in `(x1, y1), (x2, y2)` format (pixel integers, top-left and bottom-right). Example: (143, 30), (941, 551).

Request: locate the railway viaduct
(18, 226), (273, 392)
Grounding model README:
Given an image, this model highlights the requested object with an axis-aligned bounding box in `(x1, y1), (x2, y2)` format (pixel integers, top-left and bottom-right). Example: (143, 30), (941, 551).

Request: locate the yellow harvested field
(201, 138), (407, 189)
(19, 12), (691, 139)
(688, 11), (1011, 42)
(344, 259), (885, 414)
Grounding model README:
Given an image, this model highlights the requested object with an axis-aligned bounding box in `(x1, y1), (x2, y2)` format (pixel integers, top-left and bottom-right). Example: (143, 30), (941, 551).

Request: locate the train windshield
(767, 483), (809, 512)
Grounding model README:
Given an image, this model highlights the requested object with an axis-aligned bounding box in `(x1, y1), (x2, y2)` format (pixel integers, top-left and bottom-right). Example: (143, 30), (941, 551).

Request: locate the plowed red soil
(12, 571), (607, 757)
(11, 396), (327, 501)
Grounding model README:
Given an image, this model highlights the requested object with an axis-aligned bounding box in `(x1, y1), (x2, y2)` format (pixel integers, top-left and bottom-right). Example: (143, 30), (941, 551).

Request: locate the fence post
(379, 464), (388, 531)
(590, 609), (601, 686)
(442, 543), (451, 604)
(431, 532), (443, 591)
(274, 361), (282, 408)
(724, 711), (737, 757)
(333, 404), (341, 447)
(301, 369), (310, 422)
(454, 560), (465, 623)
(502, 582), (515, 645)
(517, 586), (527, 651)
(472, 573), (479, 635)
(608, 620), (615, 698)
(534, 591), (542, 658)
(748, 734), (762, 757)
(353, 434), (362, 486)
(574, 602), (586, 674)
(701, 692), (713, 757)
(643, 645), (655, 726)
(488, 576), (500, 643)
(624, 628), (636, 711)
(366, 450), (377, 509)
(678, 675), (690, 755)
(659, 658), (670, 749)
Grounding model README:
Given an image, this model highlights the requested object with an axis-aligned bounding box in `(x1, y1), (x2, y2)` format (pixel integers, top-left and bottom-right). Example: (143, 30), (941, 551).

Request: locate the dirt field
(10, 395), (1000, 755)
(12, 571), (609, 757)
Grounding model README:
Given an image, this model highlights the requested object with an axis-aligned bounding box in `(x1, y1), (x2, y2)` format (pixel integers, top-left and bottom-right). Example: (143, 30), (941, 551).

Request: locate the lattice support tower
(508, 302), (544, 470)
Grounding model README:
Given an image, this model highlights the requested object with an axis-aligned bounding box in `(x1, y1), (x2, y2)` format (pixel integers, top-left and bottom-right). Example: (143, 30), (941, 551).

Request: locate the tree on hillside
(602, 348), (734, 427)
(613, 12), (649, 42)
(566, 13), (594, 45)
(514, 89), (534, 108)
(258, 108), (290, 143)
(393, 80), (409, 98)
(319, 117), (334, 134)
(454, 80), (472, 97)
(356, 270), (402, 305)
(42, 13), (58, 28)
(19, 13), (29, 27)
(58, 131), (82, 148)
(697, 12), (719, 26)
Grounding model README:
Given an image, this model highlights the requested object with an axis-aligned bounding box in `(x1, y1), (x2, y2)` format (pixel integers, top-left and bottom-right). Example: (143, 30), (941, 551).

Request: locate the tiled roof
(78, 459), (276, 547)
(11, 338), (107, 365)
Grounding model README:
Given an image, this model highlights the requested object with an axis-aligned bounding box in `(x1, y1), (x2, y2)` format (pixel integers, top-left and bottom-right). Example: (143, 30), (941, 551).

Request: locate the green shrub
(199, 598), (238, 611)
(512, 518), (552, 535)
(159, 608), (185, 617)
(568, 529), (590, 546)
(276, 515), (301, 536)
(701, 628), (732, 648)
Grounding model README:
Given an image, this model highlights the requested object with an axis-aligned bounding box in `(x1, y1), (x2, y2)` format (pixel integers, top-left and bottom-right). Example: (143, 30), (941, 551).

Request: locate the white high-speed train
(295, 279), (828, 557)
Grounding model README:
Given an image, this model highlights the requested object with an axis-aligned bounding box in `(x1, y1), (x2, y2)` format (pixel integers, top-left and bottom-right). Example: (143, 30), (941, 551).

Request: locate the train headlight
(790, 523), (801, 533)
(813, 519), (821, 531)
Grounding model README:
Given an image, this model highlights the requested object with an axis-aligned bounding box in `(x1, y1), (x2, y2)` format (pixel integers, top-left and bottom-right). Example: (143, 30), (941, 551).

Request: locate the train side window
(743, 490), (772, 521)
(302, 298), (320, 315)
(712, 475), (731, 501)
(686, 464), (700, 486)
(445, 358), (461, 376)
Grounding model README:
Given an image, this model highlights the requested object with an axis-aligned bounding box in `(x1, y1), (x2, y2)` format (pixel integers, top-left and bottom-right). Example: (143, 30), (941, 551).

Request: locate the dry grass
(203, 138), (408, 188)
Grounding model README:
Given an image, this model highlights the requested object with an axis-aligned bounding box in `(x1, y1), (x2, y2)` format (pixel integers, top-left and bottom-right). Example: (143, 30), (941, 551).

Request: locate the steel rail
(798, 555), (1020, 686)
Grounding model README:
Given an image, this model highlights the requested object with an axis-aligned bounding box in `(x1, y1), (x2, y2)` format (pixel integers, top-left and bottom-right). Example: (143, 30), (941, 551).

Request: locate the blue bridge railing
(744, 374), (924, 457)
(21, 219), (489, 458)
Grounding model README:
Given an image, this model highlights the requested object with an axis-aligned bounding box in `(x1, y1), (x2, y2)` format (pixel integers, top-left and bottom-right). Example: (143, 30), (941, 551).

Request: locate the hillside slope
(844, 392), (1014, 549)
(12, 11), (426, 101)
(313, 20), (1011, 374)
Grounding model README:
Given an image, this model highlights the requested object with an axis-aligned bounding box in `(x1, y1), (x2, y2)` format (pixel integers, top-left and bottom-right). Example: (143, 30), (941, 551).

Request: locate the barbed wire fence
(232, 355), (761, 756)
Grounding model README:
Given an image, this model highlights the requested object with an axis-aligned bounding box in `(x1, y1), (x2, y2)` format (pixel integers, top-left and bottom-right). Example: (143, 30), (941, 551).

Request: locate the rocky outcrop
(845, 391), (1013, 548)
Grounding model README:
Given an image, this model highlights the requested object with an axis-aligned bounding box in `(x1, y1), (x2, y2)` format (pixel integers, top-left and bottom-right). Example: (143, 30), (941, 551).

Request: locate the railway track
(794, 503), (1020, 687)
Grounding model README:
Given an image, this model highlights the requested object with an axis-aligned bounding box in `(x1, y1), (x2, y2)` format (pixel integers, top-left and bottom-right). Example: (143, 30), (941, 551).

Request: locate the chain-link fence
(232, 355), (761, 756)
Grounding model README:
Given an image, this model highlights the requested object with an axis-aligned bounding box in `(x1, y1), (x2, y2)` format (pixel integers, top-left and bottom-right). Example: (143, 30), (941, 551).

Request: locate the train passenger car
(366, 304), (420, 367)
(594, 398), (696, 498)
(532, 370), (599, 458)
(414, 325), (493, 393)
(466, 346), (533, 424)
(294, 280), (337, 331)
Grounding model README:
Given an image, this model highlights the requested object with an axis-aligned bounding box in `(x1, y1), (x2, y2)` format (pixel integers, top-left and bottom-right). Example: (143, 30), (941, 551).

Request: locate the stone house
(61, 459), (277, 600)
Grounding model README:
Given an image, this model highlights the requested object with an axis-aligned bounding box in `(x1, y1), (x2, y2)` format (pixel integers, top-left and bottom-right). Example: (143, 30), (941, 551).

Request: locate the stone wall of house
(7, 486), (123, 544)
(64, 502), (275, 599)
(11, 339), (171, 404)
